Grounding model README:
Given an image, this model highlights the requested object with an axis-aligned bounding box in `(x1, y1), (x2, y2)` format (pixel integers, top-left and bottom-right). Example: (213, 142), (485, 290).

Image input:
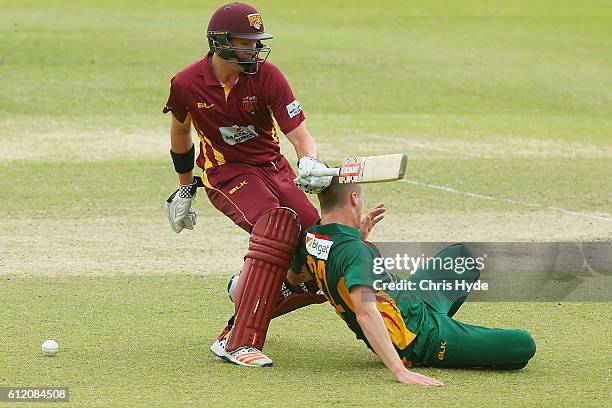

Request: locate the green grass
(1, 0), (611, 406)
(1, 0), (610, 217)
(1, 156), (610, 218)
(2, 1), (611, 134)
(1, 275), (610, 407)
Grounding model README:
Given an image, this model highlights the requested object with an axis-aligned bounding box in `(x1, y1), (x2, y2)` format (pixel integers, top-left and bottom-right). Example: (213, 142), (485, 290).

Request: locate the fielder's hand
(394, 368), (444, 387)
(294, 156), (332, 194)
(360, 203), (386, 240)
(165, 181), (198, 234)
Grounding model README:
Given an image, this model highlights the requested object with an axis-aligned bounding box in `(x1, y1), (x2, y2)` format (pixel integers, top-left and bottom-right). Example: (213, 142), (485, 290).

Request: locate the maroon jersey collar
(202, 54), (221, 86)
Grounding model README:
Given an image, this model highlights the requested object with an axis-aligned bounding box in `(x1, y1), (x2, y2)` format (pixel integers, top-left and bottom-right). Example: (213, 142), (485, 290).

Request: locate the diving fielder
(163, 2), (330, 367)
(288, 178), (537, 386)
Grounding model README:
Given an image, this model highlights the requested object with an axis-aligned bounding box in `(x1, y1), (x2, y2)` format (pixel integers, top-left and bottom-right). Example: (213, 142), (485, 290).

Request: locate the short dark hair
(317, 177), (361, 213)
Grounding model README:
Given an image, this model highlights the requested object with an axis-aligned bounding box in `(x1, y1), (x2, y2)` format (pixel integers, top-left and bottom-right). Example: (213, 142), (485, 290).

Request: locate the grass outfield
(1, 0), (611, 407)
(1, 275), (610, 407)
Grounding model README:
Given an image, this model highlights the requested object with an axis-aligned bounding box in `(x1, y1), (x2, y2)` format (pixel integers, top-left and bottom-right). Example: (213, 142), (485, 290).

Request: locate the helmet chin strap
(217, 49), (258, 74)
(237, 58), (258, 74)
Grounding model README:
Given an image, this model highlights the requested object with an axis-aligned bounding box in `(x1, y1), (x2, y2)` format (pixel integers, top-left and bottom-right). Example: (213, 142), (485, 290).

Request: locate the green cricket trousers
(401, 244), (536, 369)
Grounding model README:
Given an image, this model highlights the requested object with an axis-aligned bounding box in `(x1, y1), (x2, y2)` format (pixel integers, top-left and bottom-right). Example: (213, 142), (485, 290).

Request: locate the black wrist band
(171, 144), (195, 174)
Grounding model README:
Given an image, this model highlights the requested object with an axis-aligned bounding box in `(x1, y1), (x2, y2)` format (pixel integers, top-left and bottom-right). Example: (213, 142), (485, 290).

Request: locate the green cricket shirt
(291, 223), (434, 361)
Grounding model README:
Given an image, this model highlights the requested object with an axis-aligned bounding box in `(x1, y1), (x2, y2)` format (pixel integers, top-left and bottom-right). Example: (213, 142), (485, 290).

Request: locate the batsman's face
(229, 38), (258, 60)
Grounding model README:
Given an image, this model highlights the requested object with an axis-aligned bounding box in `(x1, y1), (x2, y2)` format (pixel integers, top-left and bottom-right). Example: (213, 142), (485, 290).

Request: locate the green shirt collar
(309, 222), (361, 239)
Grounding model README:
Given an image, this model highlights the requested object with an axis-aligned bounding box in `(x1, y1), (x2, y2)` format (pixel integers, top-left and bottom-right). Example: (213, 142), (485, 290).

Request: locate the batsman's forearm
(356, 310), (406, 375)
(285, 123), (318, 159)
(171, 133), (194, 185)
(176, 170), (194, 185)
(294, 138), (317, 160)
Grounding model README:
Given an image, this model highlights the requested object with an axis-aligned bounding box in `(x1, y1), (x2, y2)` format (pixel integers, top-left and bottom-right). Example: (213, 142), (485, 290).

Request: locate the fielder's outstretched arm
(349, 285), (444, 387)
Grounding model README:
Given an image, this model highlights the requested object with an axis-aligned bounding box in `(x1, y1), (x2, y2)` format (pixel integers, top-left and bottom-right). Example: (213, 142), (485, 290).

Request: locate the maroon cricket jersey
(163, 54), (305, 169)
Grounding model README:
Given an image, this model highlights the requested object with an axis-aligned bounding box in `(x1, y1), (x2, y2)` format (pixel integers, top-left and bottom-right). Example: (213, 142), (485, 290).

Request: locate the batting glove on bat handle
(293, 174), (333, 194)
(298, 156), (329, 177)
(294, 157), (332, 193)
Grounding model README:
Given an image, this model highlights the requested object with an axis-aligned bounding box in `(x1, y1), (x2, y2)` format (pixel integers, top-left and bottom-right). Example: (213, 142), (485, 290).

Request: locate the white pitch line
(401, 179), (612, 222)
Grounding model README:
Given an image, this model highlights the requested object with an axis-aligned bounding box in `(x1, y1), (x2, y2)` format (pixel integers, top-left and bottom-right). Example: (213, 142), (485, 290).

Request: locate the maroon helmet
(207, 2), (273, 74)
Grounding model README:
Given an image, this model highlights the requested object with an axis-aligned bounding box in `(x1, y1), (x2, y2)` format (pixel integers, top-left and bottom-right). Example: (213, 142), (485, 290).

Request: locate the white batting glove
(165, 182), (198, 234)
(297, 156), (320, 177)
(294, 175), (332, 194)
(294, 156), (332, 194)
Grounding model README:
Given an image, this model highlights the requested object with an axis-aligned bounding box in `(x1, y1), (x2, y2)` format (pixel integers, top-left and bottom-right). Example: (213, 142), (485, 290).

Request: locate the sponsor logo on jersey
(286, 100), (302, 118)
(197, 102), (214, 109)
(242, 96), (258, 114)
(229, 180), (248, 195)
(247, 13), (263, 30)
(305, 232), (333, 260)
(219, 125), (258, 145)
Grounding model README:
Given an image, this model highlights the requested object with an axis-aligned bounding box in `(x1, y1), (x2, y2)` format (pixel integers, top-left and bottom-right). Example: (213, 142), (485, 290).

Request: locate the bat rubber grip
(309, 167), (340, 177)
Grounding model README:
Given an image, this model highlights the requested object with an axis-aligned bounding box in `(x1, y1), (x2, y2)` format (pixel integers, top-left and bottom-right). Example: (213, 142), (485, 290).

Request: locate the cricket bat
(310, 153), (407, 183)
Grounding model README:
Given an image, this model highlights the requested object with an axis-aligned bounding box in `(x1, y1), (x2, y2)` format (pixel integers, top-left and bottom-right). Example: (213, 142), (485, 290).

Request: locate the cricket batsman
(288, 178), (537, 386)
(163, 2), (330, 367)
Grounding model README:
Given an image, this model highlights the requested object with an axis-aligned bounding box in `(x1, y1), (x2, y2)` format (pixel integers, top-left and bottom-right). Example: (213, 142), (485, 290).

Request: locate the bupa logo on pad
(305, 232), (333, 260)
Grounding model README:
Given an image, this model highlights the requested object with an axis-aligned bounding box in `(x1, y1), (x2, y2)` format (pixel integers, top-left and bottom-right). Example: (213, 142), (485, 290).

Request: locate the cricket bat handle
(306, 154), (406, 183)
(309, 168), (341, 177)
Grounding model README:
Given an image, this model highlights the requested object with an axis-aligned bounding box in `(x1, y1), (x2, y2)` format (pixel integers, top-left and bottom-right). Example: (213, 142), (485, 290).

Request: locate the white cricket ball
(42, 339), (59, 357)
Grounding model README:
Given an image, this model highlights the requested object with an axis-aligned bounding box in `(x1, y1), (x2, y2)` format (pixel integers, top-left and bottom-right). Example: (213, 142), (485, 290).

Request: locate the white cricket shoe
(223, 346), (273, 368)
(210, 331), (272, 367)
(210, 331), (230, 360)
